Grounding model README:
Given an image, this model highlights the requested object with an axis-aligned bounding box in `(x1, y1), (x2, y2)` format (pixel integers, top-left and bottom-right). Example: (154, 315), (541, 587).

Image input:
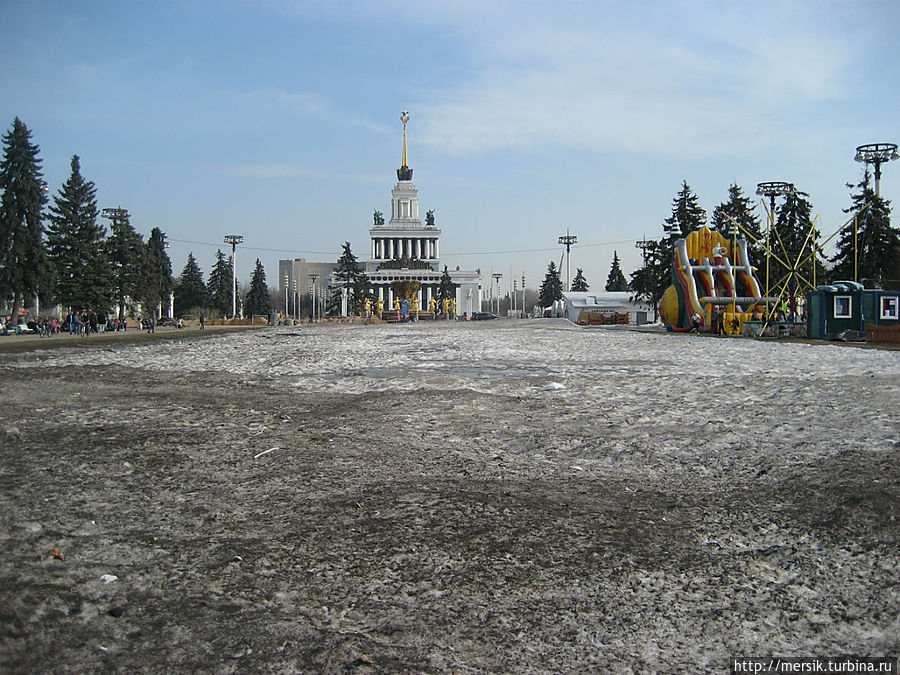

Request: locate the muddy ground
(0, 325), (898, 673)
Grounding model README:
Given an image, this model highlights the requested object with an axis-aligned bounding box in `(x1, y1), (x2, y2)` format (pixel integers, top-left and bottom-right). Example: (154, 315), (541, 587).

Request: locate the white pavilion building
(364, 112), (481, 317)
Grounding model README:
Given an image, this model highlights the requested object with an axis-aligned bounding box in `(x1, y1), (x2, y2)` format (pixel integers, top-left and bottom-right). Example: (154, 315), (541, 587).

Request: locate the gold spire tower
(397, 110), (413, 181)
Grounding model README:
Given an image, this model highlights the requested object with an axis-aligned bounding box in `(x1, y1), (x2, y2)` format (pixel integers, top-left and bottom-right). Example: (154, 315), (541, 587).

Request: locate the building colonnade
(371, 236), (439, 261)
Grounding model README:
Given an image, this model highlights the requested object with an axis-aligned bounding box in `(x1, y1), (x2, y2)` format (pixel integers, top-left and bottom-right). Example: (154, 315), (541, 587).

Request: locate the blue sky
(2, 0), (898, 294)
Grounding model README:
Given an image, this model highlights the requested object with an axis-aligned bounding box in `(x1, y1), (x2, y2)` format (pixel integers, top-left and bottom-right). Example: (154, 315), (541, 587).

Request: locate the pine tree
(539, 260), (563, 308)
(331, 241), (371, 315)
(711, 183), (764, 261)
(770, 190), (823, 296)
(629, 239), (666, 321)
(605, 252), (628, 291)
(0, 118), (49, 312)
(436, 265), (457, 303)
(206, 249), (232, 315)
(831, 170), (899, 287)
(173, 252), (206, 316)
(664, 180), (707, 241)
(104, 210), (144, 319)
(570, 267), (589, 292)
(46, 155), (112, 313)
(630, 182), (707, 319)
(244, 258), (272, 317)
(137, 227), (173, 316)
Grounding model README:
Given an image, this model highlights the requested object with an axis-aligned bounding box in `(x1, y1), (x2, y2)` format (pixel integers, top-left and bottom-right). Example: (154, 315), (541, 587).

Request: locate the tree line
(0, 118), (276, 320)
(538, 177), (899, 315)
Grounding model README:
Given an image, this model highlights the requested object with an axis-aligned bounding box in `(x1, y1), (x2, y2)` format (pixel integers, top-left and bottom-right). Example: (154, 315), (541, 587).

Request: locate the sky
(2, 0), (899, 297)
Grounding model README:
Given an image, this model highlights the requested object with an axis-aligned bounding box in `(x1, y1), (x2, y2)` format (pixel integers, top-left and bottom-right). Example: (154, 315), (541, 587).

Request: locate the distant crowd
(0, 311), (131, 337)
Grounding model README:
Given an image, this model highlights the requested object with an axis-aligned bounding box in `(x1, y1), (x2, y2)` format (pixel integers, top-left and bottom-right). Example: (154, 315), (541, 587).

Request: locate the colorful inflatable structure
(659, 226), (775, 333)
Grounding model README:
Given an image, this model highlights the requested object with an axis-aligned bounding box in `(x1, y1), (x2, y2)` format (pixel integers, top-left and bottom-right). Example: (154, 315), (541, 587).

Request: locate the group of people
(0, 311), (136, 337)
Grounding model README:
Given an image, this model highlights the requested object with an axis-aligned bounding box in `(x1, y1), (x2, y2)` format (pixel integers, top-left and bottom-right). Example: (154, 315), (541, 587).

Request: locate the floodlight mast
(308, 273), (319, 322)
(755, 182), (795, 315)
(558, 231), (578, 292)
(491, 273), (502, 315)
(224, 235), (243, 319)
(854, 143), (899, 197)
(101, 207), (130, 224)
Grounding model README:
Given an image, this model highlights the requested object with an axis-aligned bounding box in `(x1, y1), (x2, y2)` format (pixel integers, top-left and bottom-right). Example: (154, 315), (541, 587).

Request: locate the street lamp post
(521, 274), (526, 317)
(224, 235), (243, 319)
(755, 182), (794, 315)
(854, 143), (899, 197)
(309, 274), (319, 322)
(558, 231), (578, 291)
(284, 275), (289, 318)
(491, 273), (502, 315)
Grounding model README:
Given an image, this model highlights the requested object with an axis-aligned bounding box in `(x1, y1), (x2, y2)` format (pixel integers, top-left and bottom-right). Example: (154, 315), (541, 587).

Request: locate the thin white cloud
(412, 3), (856, 159)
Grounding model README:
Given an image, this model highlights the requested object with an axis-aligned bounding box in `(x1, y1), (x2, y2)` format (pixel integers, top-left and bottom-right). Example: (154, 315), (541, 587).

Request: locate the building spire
(397, 110), (413, 181)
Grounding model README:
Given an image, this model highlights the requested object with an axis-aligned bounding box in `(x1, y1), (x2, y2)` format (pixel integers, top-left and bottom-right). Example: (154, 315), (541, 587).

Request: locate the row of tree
(171, 250), (272, 318)
(538, 177), (899, 316)
(0, 117), (277, 320)
(538, 251), (629, 308)
(0, 118), (177, 318)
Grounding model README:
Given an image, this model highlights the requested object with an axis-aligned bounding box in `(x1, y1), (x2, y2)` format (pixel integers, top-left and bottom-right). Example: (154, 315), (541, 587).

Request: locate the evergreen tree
(570, 267), (589, 292)
(331, 241), (371, 315)
(770, 190), (823, 296)
(206, 249), (232, 315)
(137, 227), (173, 316)
(173, 252), (206, 316)
(104, 211), (144, 319)
(629, 239), (666, 321)
(244, 258), (272, 317)
(46, 155), (112, 312)
(630, 182), (707, 319)
(604, 252), (628, 291)
(539, 260), (564, 307)
(831, 170), (899, 287)
(436, 265), (457, 304)
(0, 118), (49, 312)
(711, 183), (764, 261)
(664, 180), (707, 241)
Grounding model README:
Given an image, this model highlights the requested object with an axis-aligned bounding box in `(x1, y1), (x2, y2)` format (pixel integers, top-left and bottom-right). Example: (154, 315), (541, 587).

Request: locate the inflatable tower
(659, 226), (769, 333)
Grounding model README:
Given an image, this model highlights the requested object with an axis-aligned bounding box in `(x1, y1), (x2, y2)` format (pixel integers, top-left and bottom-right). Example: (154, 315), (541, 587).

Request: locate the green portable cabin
(806, 281), (900, 340)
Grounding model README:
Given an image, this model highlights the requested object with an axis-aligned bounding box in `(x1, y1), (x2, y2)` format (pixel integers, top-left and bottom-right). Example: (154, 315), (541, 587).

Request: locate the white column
(434, 239), (439, 259)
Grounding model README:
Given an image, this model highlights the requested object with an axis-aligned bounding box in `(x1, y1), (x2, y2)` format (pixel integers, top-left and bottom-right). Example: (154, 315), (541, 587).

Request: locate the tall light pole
(284, 274), (289, 318)
(756, 182), (794, 315)
(854, 143), (899, 197)
(309, 273), (319, 322)
(521, 273), (526, 318)
(224, 235), (243, 319)
(558, 230), (578, 291)
(492, 273), (502, 315)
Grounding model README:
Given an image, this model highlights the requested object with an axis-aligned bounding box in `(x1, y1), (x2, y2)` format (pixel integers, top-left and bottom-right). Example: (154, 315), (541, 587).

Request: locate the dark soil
(1, 356), (897, 673)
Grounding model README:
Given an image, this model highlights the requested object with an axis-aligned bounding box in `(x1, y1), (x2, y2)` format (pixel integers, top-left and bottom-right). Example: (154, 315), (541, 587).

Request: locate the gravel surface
(1, 320), (898, 673)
